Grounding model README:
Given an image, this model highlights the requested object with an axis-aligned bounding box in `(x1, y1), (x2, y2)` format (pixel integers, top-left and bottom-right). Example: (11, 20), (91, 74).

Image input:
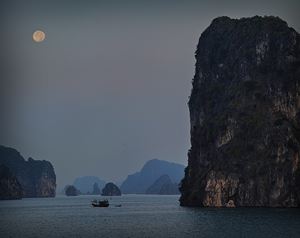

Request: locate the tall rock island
(0, 145), (56, 199)
(180, 16), (300, 207)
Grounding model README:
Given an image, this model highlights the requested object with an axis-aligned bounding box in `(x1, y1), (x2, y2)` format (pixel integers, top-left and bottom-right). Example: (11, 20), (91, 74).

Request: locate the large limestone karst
(180, 16), (300, 207)
(0, 145), (56, 198)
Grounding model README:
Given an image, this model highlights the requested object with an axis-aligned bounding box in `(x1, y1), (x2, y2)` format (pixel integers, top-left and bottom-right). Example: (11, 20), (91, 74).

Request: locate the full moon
(32, 30), (46, 42)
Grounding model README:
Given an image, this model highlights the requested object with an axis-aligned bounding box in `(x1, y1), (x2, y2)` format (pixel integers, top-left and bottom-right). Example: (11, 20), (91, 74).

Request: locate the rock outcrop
(65, 185), (79, 196)
(180, 16), (300, 207)
(102, 182), (121, 196)
(0, 145), (56, 198)
(0, 164), (23, 200)
(146, 174), (180, 195)
(121, 159), (185, 194)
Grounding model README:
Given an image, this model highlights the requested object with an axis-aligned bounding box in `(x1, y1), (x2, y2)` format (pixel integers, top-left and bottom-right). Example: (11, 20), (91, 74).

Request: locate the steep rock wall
(180, 16), (300, 207)
(0, 145), (56, 198)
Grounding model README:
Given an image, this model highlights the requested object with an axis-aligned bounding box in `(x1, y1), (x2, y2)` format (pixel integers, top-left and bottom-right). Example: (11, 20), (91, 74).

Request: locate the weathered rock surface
(0, 145), (56, 198)
(146, 174), (180, 195)
(180, 16), (300, 207)
(102, 182), (121, 196)
(0, 164), (23, 200)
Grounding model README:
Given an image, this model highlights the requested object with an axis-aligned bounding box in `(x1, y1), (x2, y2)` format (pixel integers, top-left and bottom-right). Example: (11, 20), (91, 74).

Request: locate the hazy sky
(1, 0), (299, 190)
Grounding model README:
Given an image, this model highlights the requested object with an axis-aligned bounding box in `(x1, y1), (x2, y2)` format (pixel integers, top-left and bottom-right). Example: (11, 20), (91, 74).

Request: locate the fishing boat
(91, 199), (109, 207)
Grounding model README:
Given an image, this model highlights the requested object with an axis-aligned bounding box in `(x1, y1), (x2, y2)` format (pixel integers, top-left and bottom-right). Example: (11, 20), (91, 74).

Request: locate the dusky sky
(1, 0), (299, 189)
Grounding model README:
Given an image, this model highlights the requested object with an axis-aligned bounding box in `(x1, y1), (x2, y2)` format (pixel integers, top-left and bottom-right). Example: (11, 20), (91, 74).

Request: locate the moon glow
(33, 30), (46, 42)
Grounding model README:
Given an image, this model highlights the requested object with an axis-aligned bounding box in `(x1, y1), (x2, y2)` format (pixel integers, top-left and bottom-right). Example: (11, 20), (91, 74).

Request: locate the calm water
(0, 195), (300, 238)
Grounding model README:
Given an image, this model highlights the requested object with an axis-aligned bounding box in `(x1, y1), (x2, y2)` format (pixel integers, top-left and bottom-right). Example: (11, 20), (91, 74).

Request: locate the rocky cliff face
(0, 145), (56, 198)
(180, 16), (300, 207)
(0, 164), (23, 200)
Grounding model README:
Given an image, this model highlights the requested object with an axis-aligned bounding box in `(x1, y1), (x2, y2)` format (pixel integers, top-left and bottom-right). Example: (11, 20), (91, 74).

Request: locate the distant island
(180, 16), (300, 207)
(66, 159), (184, 196)
(0, 145), (56, 200)
(73, 176), (106, 195)
(65, 185), (79, 196)
(146, 175), (180, 195)
(121, 159), (184, 194)
(102, 182), (121, 196)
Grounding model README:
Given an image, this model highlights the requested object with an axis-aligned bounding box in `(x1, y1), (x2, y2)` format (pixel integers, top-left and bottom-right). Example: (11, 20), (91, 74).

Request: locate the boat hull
(92, 203), (109, 207)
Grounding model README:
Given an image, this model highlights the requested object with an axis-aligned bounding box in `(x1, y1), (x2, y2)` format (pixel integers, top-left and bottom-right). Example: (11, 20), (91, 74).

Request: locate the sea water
(0, 195), (300, 238)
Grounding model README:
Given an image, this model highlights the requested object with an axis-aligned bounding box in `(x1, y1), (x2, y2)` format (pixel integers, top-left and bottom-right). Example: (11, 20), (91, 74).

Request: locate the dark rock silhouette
(73, 176), (106, 194)
(121, 159), (185, 194)
(65, 185), (79, 196)
(102, 182), (121, 196)
(0, 145), (56, 198)
(0, 164), (23, 200)
(180, 16), (300, 207)
(146, 174), (180, 195)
